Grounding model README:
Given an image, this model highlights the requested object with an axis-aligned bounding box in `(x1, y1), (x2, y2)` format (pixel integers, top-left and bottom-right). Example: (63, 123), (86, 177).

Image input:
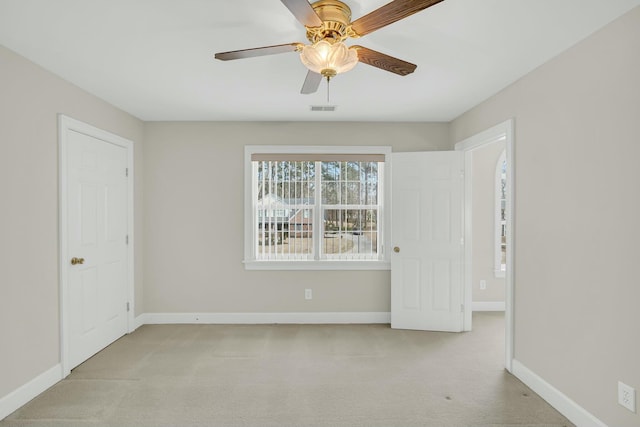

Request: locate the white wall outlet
(480, 280), (487, 290)
(618, 381), (636, 413)
(304, 289), (312, 300)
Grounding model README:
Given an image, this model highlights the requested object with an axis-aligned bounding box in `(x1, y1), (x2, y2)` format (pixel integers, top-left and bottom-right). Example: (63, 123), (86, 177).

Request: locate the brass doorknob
(70, 257), (85, 265)
(393, 247), (400, 253)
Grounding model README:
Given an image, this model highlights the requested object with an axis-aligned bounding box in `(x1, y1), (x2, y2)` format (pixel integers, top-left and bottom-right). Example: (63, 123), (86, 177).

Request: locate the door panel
(402, 258), (421, 309)
(80, 267), (98, 333)
(391, 151), (464, 332)
(80, 183), (98, 246)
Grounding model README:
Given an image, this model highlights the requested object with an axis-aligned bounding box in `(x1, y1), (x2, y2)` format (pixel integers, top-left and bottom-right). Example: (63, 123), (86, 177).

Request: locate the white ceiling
(1, 0), (639, 122)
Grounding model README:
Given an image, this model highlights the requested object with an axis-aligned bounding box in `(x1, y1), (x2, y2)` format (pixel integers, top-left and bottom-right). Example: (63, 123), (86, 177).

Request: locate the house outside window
(244, 146), (391, 270)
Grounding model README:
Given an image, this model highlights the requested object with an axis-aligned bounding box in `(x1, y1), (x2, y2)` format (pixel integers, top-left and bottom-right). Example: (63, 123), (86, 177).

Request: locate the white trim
(144, 312), (391, 325)
(472, 301), (506, 311)
(243, 260), (390, 270)
(0, 364), (62, 421)
(58, 115), (135, 377)
(454, 123), (507, 152)
(512, 360), (608, 427)
(455, 118), (515, 373)
(134, 314), (147, 330)
(462, 150), (474, 331)
(505, 119), (515, 373)
(494, 149), (507, 278)
(126, 138), (135, 334)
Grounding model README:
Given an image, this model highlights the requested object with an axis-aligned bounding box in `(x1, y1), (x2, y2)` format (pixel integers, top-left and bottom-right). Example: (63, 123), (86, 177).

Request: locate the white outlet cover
(618, 381), (636, 413)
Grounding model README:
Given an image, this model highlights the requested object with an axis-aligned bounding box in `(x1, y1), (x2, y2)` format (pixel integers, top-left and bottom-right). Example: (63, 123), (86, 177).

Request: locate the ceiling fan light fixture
(300, 40), (358, 79)
(215, 0), (439, 94)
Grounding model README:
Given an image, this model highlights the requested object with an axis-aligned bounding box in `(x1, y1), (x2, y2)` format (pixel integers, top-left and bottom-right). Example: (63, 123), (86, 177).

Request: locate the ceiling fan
(214, 0), (444, 95)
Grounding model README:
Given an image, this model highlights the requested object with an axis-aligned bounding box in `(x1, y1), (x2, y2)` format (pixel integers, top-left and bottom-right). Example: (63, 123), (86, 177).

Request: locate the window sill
(243, 260), (391, 271)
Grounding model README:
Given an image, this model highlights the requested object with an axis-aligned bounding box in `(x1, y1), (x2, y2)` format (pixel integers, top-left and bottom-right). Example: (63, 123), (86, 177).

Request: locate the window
(495, 150), (507, 277)
(244, 146), (391, 270)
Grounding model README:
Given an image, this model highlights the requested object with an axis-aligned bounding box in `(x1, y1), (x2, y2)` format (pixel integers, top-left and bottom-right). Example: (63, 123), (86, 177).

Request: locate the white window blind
(255, 160), (315, 260)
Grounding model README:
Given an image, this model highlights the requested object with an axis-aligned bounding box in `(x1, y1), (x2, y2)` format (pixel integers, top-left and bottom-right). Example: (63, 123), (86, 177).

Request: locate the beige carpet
(2, 312), (573, 427)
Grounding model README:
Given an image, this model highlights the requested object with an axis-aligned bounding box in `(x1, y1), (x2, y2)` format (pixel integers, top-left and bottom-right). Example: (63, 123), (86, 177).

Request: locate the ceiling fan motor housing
(306, 0), (358, 43)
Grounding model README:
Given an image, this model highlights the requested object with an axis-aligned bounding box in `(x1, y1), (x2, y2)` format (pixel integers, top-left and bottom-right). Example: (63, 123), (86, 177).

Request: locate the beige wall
(451, 7), (640, 427)
(143, 122), (450, 314)
(0, 45), (145, 399)
(471, 141), (506, 303)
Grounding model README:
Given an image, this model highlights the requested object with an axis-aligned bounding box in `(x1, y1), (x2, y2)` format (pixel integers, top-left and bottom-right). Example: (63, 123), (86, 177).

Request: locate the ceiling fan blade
(301, 70), (322, 94)
(215, 43), (302, 61)
(281, 0), (323, 27)
(353, 46), (417, 76)
(351, 0), (444, 37)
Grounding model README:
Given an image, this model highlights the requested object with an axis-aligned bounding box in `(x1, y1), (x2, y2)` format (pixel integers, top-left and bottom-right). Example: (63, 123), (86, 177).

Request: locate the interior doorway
(455, 119), (514, 372)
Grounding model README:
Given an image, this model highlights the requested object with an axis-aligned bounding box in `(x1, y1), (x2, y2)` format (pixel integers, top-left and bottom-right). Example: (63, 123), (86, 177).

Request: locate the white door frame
(455, 119), (515, 373)
(58, 115), (135, 377)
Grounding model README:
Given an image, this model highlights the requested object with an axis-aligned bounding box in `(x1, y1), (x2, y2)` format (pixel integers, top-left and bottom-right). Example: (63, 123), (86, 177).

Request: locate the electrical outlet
(480, 280), (487, 290)
(305, 289), (312, 300)
(618, 381), (636, 413)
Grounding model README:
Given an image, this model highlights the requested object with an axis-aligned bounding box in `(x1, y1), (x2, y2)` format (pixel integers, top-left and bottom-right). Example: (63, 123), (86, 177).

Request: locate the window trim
(494, 149), (506, 278)
(244, 145), (392, 270)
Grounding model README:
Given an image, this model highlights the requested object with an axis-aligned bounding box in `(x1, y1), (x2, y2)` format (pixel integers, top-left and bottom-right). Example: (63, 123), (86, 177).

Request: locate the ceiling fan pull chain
(327, 76), (331, 103)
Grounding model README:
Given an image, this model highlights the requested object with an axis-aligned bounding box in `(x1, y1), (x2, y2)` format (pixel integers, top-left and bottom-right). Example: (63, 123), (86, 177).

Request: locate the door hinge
(460, 237), (464, 245)
(461, 304), (465, 313)
(126, 302), (130, 312)
(125, 167), (129, 177)
(126, 235), (129, 245)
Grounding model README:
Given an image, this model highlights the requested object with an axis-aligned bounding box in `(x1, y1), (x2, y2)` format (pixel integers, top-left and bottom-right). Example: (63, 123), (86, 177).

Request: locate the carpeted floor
(2, 312), (573, 427)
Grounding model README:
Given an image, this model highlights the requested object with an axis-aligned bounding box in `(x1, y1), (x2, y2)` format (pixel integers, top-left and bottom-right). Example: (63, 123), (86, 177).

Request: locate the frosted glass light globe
(300, 40), (358, 78)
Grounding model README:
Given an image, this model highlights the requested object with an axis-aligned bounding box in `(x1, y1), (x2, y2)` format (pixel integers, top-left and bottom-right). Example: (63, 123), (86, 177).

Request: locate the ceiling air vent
(310, 105), (336, 112)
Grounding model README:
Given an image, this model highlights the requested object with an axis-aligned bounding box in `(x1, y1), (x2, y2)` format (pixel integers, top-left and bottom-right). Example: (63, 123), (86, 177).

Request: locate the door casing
(58, 115), (135, 377)
(455, 119), (515, 373)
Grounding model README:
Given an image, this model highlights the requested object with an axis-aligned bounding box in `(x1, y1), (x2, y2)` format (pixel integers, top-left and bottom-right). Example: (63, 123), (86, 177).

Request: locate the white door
(66, 129), (129, 369)
(391, 151), (464, 332)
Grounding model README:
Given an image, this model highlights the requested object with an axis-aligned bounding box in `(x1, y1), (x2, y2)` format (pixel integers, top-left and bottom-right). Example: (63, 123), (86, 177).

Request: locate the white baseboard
(144, 312), (391, 325)
(512, 359), (608, 427)
(472, 301), (506, 311)
(133, 313), (147, 330)
(0, 364), (62, 421)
